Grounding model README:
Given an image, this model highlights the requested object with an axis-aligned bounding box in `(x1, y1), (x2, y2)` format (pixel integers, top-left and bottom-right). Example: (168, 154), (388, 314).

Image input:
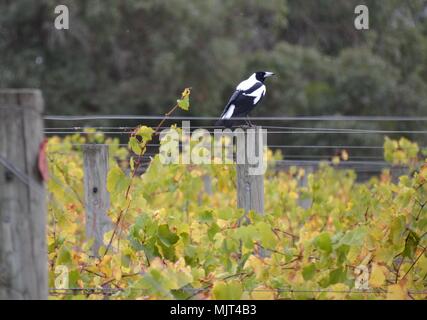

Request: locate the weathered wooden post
(298, 165), (314, 209)
(202, 175), (213, 195)
(198, 174), (213, 205)
(236, 126), (266, 216)
(82, 145), (112, 257)
(0, 89), (47, 299)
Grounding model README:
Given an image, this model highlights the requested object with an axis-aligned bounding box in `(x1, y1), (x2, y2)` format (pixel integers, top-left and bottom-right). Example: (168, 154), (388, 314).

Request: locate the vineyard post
(82, 145), (112, 257)
(198, 174), (213, 205)
(298, 165), (313, 209)
(202, 174), (213, 195)
(0, 89), (47, 299)
(236, 126), (265, 216)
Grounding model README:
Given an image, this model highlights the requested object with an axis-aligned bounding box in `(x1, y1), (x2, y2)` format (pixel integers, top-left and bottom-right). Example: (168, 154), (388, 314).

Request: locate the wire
(47, 151), (384, 161)
(47, 287), (427, 295)
(44, 126), (427, 134)
(45, 131), (131, 135)
(282, 155), (384, 160)
(270, 145), (386, 149)
(45, 143), (392, 150)
(0, 155), (45, 196)
(44, 115), (427, 121)
(274, 160), (398, 166)
(43, 131), (427, 136)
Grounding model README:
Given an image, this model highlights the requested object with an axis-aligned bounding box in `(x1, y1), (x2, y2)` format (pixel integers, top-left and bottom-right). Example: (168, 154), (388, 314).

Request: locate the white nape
(236, 73), (258, 91)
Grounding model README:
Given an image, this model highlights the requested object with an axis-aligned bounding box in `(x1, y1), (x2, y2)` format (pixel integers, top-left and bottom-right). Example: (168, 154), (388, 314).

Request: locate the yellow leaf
(289, 191), (299, 200)
(212, 280), (242, 300)
(418, 254), (427, 273)
(369, 263), (386, 288)
(113, 267), (122, 281)
(250, 286), (275, 300)
(341, 150), (349, 161)
(326, 283), (350, 300)
(177, 88), (191, 110)
(386, 283), (408, 300)
(244, 255), (266, 280)
(332, 156), (340, 165)
(181, 87), (191, 99)
(99, 255), (112, 267)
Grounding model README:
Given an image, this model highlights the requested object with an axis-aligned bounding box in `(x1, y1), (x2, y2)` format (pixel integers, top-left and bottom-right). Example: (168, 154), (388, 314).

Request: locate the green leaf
(157, 241), (176, 261)
(129, 136), (142, 155)
(315, 232), (332, 253)
(198, 210), (213, 223)
(212, 280), (243, 300)
(329, 267), (347, 285)
(177, 88), (191, 111)
(107, 166), (130, 194)
(339, 227), (367, 246)
(68, 269), (80, 288)
(177, 96), (189, 111)
(56, 245), (72, 265)
(302, 264), (316, 281)
(402, 230), (420, 259)
(208, 223), (221, 241)
(158, 224), (179, 247)
(233, 225), (257, 249)
(255, 221), (277, 248)
(130, 156), (135, 171)
(217, 207), (234, 220)
(390, 216), (406, 245)
(136, 126), (154, 142)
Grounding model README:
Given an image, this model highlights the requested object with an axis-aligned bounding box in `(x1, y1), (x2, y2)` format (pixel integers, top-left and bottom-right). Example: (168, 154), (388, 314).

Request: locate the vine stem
(100, 99), (183, 261)
(400, 246), (427, 281)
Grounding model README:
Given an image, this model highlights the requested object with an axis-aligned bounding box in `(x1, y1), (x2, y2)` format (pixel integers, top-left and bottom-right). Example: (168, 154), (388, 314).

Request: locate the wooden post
(83, 145), (112, 257)
(198, 174), (213, 205)
(202, 175), (213, 195)
(0, 89), (47, 299)
(298, 165), (313, 209)
(236, 126), (265, 216)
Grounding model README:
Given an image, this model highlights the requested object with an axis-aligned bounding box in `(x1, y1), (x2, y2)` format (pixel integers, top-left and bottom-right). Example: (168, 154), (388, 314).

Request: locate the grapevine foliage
(47, 94), (427, 300)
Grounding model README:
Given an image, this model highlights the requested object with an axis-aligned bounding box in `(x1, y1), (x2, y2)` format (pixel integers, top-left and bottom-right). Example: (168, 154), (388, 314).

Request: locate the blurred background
(2, 0), (427, 151)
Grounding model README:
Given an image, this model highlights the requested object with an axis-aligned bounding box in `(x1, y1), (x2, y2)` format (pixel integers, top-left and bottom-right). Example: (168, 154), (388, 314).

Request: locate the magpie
(215, 71), (274, 128)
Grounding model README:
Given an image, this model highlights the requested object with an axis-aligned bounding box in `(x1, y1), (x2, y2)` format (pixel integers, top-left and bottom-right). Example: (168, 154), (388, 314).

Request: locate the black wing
(218, 89), (242, 119)
(231, 82), (264, 115)
(216, 81), (264, 127)
(219, 82), (264, 118)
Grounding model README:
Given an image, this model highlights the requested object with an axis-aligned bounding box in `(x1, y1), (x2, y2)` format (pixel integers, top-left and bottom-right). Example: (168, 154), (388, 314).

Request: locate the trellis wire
(47, 287), (427, 295)
(47, 152), (383, 160)
(0, 155), (45, 196)
(46, 143), (390, 149)
(43, 130), (427, 135)
(43, 115), (427, 121)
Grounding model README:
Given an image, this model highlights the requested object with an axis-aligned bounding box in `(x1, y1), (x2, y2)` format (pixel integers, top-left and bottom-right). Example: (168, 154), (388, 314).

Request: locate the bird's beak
(265, 72), (275, 78)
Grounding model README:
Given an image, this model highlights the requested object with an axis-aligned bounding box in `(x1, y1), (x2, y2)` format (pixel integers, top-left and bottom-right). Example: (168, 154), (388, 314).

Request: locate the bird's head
(255, 71), (275, 82)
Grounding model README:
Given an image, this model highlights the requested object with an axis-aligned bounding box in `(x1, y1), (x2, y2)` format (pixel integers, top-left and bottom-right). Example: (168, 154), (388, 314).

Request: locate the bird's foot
(245, 118), (255, 127)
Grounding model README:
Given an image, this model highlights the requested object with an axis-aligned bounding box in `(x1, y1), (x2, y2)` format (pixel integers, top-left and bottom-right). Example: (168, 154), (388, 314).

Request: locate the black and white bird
(215, 71), (274, 128)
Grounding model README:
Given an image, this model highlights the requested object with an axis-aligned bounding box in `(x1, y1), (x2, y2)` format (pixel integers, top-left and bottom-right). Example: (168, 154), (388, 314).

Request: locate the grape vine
(47, 91), (427, 300)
